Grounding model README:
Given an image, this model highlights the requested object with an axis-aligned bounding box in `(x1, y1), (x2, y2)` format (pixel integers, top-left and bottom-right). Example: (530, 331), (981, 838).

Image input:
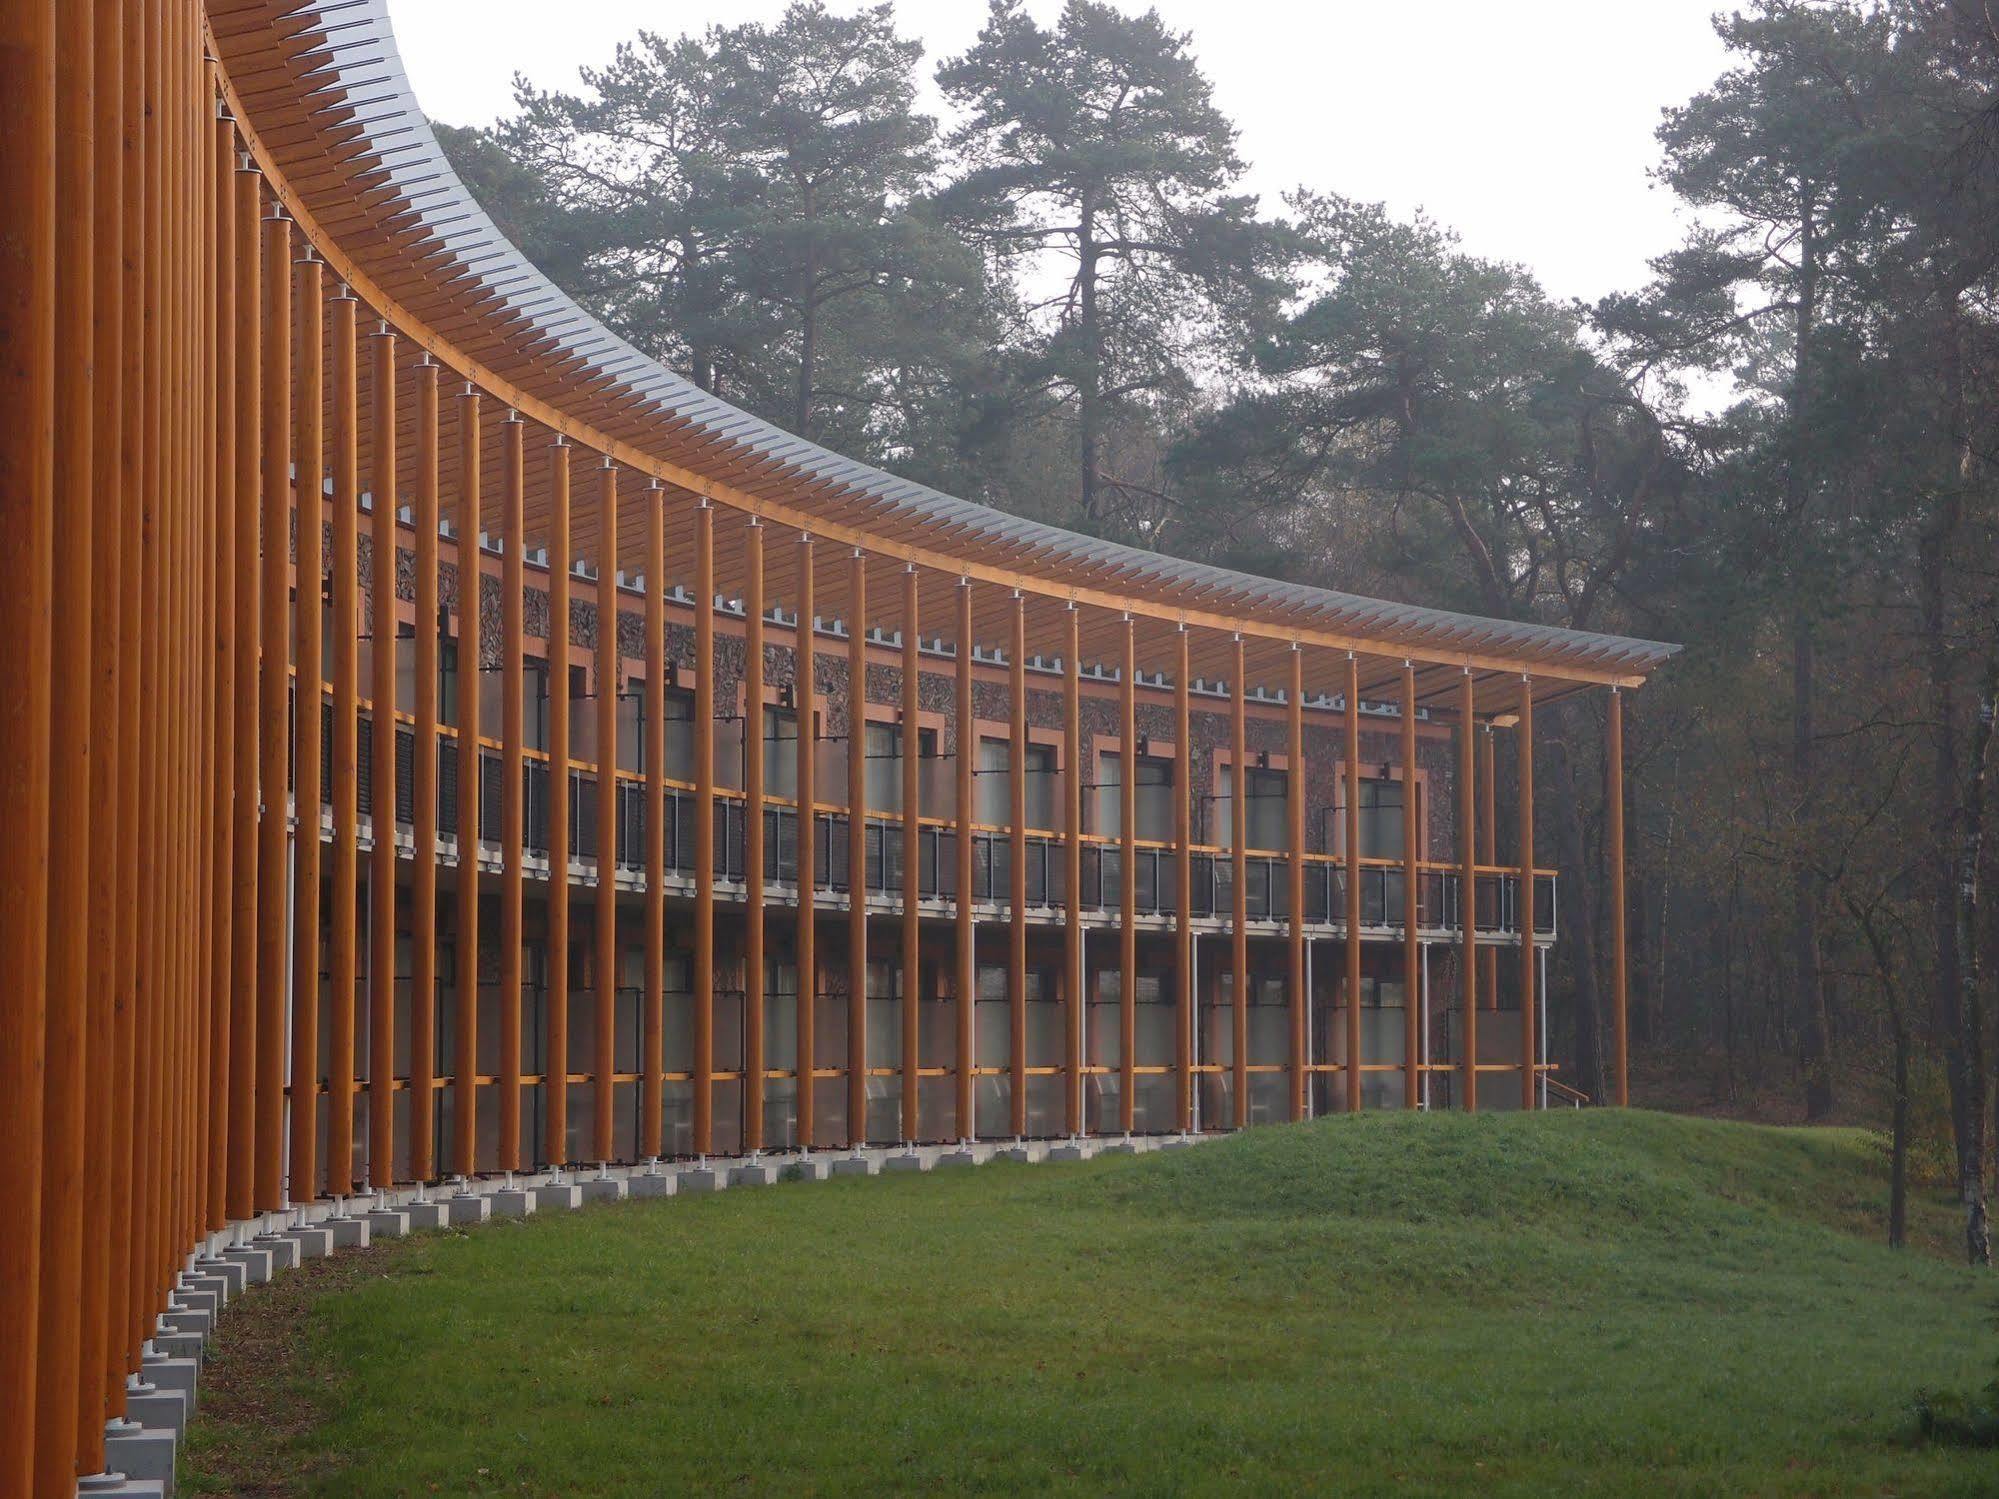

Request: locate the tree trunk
(1076, 202), (1101, 525)
(795, 180), (818, 439)
(1955, 664), (1995, 1265)
(1794, 622), (1835, 1119)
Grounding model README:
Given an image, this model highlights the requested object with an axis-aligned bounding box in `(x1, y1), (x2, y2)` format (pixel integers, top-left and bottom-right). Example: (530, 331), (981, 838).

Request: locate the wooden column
(1480, 722), (1497, 1008)
(1230, 635), (1248, 1128)
(1402, 664), (1421, 1109)
(454, 387), (483, 1176)
(900, 565), (921, 1143)
(953, 580), (974, 1142)
(744, 518), (767, 1152)
(794, 536), (818, 1149)
(227, 154), (261, 1221)
(1121, 618), (1139, 1134)
(37, 4), (91, 1476)
(204, 96), (233, 1244)
(593, 460), (619, 1165)
(326, 286), (358, 1196)
(1063, 607), (1083, 1136)
(1518, 676), (1537, 1110)
(1343, 653), (1362, 1114)
(1173, 626), (1192, 1132)
(365, 324), (397, 1188)
(691, 499), (714, 1155)
(544, 437), (573, 1169)
(498, 414), (526, 1172)
(642, 482), (665, 1159)
(1286, 646), (1305, 1123)
(254, 206), (290, 1211)
(0, 3), (54, 1479)
(410, 358), (441, 1179)
(1007, 593), (1027, 1137)
(844, 548), (867, 1147)
(1608, 686), (1629, 1107)
(1459, 671), (1478, 1112)
(289, 250), (324, 1202)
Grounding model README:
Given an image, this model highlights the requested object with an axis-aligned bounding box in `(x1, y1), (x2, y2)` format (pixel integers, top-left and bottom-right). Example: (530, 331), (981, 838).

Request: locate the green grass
(183, 1111), (1999, 1496)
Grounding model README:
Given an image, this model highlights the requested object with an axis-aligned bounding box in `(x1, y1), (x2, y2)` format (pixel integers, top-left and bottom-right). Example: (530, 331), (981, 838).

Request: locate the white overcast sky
(386, 0), (1737, 307)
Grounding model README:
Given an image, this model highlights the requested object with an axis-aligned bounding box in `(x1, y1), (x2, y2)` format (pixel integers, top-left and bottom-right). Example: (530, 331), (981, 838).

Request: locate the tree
(937, 0), (1289, 532)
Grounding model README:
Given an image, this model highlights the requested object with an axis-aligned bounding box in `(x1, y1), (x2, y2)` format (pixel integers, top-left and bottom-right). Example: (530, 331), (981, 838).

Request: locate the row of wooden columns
(0, 9), (1634, 1488)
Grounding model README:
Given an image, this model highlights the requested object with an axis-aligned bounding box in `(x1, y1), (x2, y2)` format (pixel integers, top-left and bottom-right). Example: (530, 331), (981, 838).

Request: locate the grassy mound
(184, 1112), (1998, 1496)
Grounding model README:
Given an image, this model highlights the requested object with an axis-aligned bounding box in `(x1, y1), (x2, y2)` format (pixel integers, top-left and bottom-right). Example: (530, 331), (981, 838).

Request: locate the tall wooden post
(1459, 670), (1478, 1111)
(1230, 635), (1248, 1128)
(289, 250), (324, 1202)
(544, 437), (573, 1169)
(1608, 686), (1629, 1107)
(1286, 646), (1305, 1122)
(794, 536), (817, 1149)
(454, 386), (483, 1176)
(1063, 606), (1083, 1136)
(1402, 663), (1420, 1109)
(900, 565), (921, 1143)
(1007, 593), (1028, 1137)
(1518, 676), (1537, 1110)
(691, 499), (714, 1155)
(410, 358), (441, 1179)
(642, 482), (665, 1159)
(953, 580), (975, 1141)
(743, 518), (767, 1152)
(1480, 723), (1497, 1008)
(593, 459), (619, 1165)
(1343, 652), (1363, 1114)
(498, 414), (526, 1172)
(366, 324), (397, 1188)
(227, 154), (261, 1220)
(254, 206), (290, 1210)
(844, 548), (867, 1147)
(1173, 626), (1192, 1132)
(0, 3), (54, 1479)
(326, 286), (358, 1196)
(1121, 617), (1140, 1133)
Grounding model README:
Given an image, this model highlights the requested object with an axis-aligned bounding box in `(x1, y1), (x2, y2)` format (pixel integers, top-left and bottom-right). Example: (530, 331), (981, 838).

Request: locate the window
(661, 685), (695, 782)
(974, 735), (1055, 829)
(1215, 764), (1287, 851)
(1096, 751), (1174, 841)
(1358, 778), (1407, 860)
(763, 706), (798, 799)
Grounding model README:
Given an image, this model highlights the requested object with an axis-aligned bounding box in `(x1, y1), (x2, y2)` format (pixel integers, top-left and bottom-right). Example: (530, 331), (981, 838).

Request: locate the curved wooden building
(0, 1), (1673, 1488)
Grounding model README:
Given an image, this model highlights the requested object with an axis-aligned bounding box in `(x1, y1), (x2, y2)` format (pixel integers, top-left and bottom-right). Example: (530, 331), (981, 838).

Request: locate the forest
(436, 0), (1999, 1260)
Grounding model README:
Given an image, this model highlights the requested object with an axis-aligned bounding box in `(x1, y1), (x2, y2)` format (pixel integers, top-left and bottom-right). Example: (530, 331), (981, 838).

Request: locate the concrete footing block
(934, 1148), (977, 1169)
(993, 1145), (1033, 1164)
(404, 1200), (452, 1231)
(1098, 1140), (1137, 1156)
(883, 1152), (927, 1174)
(221, 1246), (272, 1285)
(285, 1225), (333, 1260)
(324, 1215), (371, 1249)
(76, 1475), (167, 1498)
(676, 1167), (723, 1193)
(151, 1330), (203, 1362)
(728, 1161), (779, 1187)
(829, 1154), (876, 1178)
(160, 1305), (211, 1338)
(1047, 1142), (1089, 1162)
(142, 1356), (198, 1404)
(122, 1387), (187, 1436)
(1155, 1136), (1195, 1151)
(487, 1187), (536, 1217)
(194, 1257), (245, 1296)
(580, 1176), (628, 1204)
(780, 1156), (830, 1182)
(102, 1422), (174, 1492)
(170, 1285), (220, 1318)
(445, 1193), (492, 1227)
(532, 1182), (583, 1212)
(362, 1208), (410, 1238)
(252, 1234), (299, 1272)
(627, 1172), (675, 1200)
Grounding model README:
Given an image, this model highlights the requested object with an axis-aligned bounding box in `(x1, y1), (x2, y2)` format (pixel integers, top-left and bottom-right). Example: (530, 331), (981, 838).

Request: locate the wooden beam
(795, 536), (818, 1150)
(1609, 686), (1629, 1107)
(326, 285), (358, 1196)
(1174, 627), (1192, 1133)
(454, 385), (483, 1176)
(844, 548), (867, 1148)
(1064, 606), (1083, 1136)
(1402, 663), (1421, 1110)
(744, 519), (767, 1152)
(692, 498), (714, 1156)
(901, 565), (921, 1143)
(593, 459), (618, 1165)
(366, 323), (397, 1188)
(1121, 617), (1139, 1134)
(498, 413), (526, 1173)
(1008, 593), (1027, 1138)
(254, 206), (289, 1211)
(1231, 635), (1248, 1130)
(288, 250), (324, 1202)
(410, 357), (441, 1180)
(1518, 675), (1537, 1110)
(1344, 652), (1362, 1114)
(1459, 671), (1478, 1112)
(643, 482), (665, 1159)
(543, 435), (571, 1170)
(1287, 646), (1305, 1122)
(954, 580), (975, 1142)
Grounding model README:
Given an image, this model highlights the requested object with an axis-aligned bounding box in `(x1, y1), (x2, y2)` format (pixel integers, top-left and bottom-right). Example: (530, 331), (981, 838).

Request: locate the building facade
(0, 1), (1673, 1489)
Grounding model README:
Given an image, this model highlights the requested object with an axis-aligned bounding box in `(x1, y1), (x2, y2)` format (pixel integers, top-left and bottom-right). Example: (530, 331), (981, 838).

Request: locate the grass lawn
(182, 1111), (1999, 1496)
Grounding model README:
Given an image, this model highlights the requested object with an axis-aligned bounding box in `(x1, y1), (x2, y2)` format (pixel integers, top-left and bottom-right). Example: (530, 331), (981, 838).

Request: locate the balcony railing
(319, 701), (1556, 940)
